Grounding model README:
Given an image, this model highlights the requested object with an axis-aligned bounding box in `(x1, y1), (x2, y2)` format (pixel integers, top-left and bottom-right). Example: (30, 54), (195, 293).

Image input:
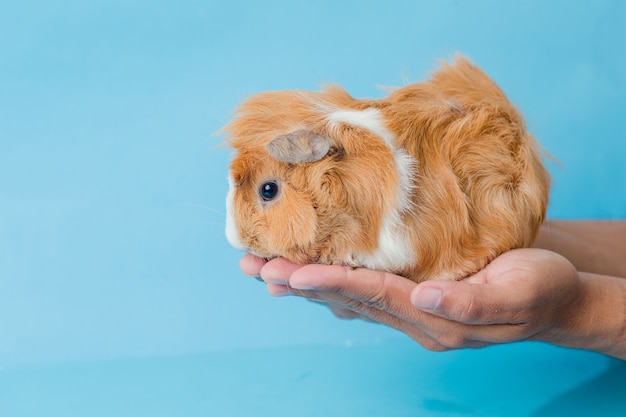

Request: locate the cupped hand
(239, 249), (585, 351)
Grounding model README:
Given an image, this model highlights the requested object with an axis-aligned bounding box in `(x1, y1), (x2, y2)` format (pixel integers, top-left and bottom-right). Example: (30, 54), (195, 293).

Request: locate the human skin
(239, 220), (626, 360)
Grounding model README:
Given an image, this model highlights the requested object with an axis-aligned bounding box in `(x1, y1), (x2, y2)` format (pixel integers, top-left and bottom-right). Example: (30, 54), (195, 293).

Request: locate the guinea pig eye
(259, 181), (279, 202)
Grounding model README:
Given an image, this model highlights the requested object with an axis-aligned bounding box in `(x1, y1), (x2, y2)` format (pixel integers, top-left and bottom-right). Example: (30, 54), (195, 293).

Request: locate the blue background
(1, 0), (625, 415)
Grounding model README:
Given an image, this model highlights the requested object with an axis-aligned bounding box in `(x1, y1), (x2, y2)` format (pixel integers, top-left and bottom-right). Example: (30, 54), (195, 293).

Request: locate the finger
(463, 323), (535, 345)
(415, 313), (535, 347)
(404, 269), (542, 345)
(239, 254), (267, 276)
(410, 276), (530, 325)
(289, 264), (418, 316)
(306, 299), (378, 322)
(266, 282), (292, 297)
(264, 262), (474, 352)
(330, 308), (365, 320)
(281, 267), (449, 350)
(275, 269), (533, 346)
(288, 265), (536, 347)
(317, 302), (365, 320)
(302, 288), (448, 350)
(260, 257), (304, 285)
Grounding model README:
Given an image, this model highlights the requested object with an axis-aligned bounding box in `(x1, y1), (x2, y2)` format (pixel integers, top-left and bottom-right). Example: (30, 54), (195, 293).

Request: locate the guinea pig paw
(333, 259), (361, 270)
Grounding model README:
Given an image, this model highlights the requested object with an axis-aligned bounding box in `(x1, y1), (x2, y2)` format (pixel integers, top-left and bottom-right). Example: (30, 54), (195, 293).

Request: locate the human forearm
(534, 220), (626, 278)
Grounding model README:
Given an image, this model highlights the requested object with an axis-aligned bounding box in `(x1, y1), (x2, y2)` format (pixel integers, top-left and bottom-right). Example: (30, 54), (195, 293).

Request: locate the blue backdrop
(1, 1), (625, 416)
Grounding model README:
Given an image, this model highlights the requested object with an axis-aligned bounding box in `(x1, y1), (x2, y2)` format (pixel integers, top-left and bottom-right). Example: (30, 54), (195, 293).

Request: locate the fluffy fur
(224, 56), (550, 282)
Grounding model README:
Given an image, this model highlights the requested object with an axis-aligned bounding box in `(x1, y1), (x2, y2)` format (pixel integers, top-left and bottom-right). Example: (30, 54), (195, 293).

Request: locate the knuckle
(360, 272), (392, 310)
(342, 297), (365, 312)
(328, 306), (357, 320)
(439, 333), (470, 349)
(511, 307), (532, 324)
(420, 339), (449, 352)
(457, 296), (483, 324)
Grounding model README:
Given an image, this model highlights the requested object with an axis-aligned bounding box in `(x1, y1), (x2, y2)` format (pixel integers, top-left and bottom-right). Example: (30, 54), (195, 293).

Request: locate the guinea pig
(223, 56), (550, 282)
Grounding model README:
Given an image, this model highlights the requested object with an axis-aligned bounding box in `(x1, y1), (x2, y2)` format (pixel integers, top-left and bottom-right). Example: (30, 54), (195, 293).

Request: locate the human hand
(240, 248), (626, 357)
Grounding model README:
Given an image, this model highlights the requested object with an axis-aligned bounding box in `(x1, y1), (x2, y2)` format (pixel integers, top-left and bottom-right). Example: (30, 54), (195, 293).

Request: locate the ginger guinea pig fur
(224, 56), (550, 282)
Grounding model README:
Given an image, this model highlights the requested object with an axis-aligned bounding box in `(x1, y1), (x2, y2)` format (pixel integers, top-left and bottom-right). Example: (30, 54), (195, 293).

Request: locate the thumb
(410, 275), (520, 325)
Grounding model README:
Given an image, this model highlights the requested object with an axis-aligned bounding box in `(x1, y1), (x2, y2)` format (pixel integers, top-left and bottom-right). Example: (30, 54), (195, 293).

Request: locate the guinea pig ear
(266, 130), (332, 163)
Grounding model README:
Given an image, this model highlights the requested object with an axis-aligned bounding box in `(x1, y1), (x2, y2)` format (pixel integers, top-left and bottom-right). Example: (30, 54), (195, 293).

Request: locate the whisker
(176, 203), (226, 217)
(195, 221), (228, 227)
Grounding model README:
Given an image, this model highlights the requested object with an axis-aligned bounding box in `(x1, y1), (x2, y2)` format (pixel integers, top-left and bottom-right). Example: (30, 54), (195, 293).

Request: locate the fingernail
(269, 285), (291, 297)
(413, 287), (442, 310)
(253, 275), (264, 282)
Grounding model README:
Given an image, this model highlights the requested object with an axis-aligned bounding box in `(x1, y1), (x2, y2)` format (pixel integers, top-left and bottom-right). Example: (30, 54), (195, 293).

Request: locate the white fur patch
(357, 205), (415, 271)
(327, 108), (395, 145)
(327, 108), (417, 271)
(225, 174), (246, 251)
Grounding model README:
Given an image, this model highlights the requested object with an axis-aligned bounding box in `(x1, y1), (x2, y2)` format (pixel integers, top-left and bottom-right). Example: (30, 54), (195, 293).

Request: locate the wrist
(550, 272), (626, 359)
